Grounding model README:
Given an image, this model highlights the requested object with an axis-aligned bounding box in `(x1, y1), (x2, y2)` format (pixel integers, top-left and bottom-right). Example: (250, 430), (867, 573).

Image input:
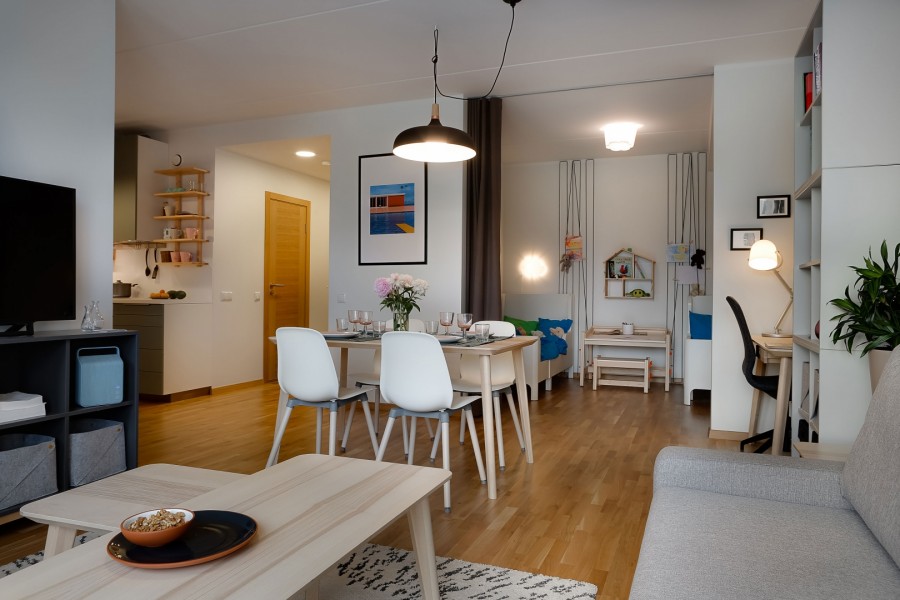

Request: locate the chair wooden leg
(493, 394), (506, 471)
(266, 405), (294, 468)
(359, 400), (379, 456)
(464, 408), (487, 484)
(328, 405), (338, 456)
(441, 418), (451, 512)
(340, 401), (357, 452)
(375, 416), (396, 461)
(408, 417), (417, 465)
(315, 408), (323, 454)
(401, 416), (409, 456)
(429, 424), (441, 462)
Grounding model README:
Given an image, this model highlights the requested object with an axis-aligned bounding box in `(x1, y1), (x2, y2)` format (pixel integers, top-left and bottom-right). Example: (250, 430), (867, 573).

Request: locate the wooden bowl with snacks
(120, 508), (194, 547)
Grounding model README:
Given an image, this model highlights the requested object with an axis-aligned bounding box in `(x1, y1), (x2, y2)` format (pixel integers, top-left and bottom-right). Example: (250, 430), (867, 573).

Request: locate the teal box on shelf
(75, 347), (124, 407)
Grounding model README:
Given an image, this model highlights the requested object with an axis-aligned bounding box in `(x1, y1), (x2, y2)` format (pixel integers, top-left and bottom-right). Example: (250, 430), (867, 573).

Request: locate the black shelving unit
(0, 329), (138, 518)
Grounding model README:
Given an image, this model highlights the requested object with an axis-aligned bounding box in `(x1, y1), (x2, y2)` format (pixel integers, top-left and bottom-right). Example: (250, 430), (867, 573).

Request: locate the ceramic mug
(180, 251), (192, 263)
(622, 323), (635, 335)
(184, 227), (199, 239)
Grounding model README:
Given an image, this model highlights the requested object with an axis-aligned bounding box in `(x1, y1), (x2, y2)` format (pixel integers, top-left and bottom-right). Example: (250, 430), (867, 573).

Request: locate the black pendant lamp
(392, 31), (477, 163)
(393, 0), (520, 163)
(393, 102), (477, 163)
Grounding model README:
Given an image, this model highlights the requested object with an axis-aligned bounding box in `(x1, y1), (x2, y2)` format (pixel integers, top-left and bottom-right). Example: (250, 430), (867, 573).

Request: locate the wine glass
(347, 310), (360, 333)
(457, 313), (473, 340)
(358, 310), (373, 337)
(439, 312), (455, 335)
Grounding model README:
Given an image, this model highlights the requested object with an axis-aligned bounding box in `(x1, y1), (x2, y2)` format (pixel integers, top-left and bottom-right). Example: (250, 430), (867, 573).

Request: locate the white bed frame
(503, 293), (574, 400)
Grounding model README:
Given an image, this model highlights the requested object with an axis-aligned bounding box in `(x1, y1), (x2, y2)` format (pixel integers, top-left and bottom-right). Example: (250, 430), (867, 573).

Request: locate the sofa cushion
(842, 346), (900, 568)
(630, 486), (900, 600)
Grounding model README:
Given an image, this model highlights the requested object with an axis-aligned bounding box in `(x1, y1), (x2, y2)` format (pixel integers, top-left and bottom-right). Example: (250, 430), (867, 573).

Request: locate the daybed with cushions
(503, 293), (574, 400)
(629, 346), (900, 600)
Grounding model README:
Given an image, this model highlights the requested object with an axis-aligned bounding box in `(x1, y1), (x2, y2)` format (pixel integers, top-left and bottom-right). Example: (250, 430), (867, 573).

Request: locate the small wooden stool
(592, 356), (651, 393)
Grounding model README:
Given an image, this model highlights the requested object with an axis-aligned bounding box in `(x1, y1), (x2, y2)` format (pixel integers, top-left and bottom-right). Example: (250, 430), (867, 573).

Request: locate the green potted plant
(829, 240), (900, 388)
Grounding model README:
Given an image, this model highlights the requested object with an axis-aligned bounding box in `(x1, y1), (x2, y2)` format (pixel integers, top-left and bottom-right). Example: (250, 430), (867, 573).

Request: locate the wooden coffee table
(20, 464), (245, 558)
(7, 455), (449, 599)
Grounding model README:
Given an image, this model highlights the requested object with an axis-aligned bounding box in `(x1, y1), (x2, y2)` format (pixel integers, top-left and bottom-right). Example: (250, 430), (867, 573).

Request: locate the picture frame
(730, 228), (763, 251)
(757, 194), (791, 219)
(358, 153), (428, 265)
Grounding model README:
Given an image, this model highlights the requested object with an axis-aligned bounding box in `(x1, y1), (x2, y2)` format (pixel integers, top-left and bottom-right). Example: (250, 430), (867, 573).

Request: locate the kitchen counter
(113, 297), (210, 305)
(113, 302), (212, 400)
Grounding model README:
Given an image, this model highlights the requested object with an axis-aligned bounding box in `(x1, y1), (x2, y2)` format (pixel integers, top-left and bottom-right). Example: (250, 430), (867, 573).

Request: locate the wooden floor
(0, 377), (735, 599)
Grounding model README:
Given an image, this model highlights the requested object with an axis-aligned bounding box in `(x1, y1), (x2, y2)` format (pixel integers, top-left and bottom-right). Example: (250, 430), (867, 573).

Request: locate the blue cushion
(689, 311), (712, 340)
(537, 318), (573, 360)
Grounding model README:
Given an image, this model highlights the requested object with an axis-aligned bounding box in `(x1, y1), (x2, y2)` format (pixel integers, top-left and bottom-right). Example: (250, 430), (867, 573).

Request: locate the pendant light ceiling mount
(392, 0), (521, 163)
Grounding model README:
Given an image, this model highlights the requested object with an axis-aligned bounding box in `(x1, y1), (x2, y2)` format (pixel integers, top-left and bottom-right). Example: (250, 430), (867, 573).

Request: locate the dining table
(322, 333), (537, 501)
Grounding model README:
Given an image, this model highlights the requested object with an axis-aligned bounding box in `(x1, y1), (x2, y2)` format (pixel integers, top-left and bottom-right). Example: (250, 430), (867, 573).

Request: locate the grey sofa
(630, 347), (900, 600)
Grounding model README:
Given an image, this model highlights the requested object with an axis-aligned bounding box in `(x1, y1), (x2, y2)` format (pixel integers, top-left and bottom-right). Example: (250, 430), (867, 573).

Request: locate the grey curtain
(465, 97), (502, 320)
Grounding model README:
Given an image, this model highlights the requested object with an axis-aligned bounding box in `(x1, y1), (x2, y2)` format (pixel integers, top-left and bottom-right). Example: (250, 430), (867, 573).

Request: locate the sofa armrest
(653, 446), (852, 510)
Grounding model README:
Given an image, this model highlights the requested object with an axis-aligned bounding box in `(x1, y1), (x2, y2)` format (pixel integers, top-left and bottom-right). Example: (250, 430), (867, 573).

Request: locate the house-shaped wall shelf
(604, 248), (655, 299)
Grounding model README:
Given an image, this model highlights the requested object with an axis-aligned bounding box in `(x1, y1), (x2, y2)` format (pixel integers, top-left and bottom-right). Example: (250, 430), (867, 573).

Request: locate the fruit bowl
(120, 508), (194, 547)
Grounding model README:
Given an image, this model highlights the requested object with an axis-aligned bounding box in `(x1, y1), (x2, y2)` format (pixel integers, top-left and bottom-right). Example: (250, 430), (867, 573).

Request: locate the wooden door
(264, 192), (310, 381)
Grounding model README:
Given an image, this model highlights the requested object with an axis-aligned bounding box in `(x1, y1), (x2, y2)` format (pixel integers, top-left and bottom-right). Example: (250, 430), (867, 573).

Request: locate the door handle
(269, 283), (285, 296)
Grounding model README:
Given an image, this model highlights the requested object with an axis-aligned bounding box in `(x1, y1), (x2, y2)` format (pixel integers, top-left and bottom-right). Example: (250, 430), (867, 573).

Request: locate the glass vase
(80, 304), (93, 331)
(393, 311), (410, 332)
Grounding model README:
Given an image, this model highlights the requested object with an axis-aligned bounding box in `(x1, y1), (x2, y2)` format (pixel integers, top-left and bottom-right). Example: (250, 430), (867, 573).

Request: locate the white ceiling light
(295, 150), (316, 158)
(602, 122), (643, 151)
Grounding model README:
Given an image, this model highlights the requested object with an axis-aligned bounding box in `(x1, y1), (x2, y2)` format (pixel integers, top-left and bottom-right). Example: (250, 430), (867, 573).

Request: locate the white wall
(711, 59), (795, 433)
(0, 0), (115, 330)
(159, 98), (466, 385)
(211, 149), (331, 386)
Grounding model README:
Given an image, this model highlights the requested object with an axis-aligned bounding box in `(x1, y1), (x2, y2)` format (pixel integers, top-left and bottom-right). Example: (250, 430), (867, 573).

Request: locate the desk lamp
(748, 239), (793, 337)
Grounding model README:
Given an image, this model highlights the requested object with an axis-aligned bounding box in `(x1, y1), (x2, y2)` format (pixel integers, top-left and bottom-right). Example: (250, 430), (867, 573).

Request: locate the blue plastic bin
(75, 347), (124, 407)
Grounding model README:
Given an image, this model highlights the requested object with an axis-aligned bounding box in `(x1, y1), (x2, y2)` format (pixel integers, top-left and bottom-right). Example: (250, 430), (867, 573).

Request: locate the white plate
(321, 331), (361, 339)
(434, 335), (460, 344)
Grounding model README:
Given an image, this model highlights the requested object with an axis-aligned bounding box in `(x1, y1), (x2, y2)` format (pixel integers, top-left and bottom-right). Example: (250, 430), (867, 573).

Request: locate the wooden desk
(20, 464), (244, 558)
(749, 335), (793, 456)
(793, 441), (852, 462)
(324, 335), (537, 501)
(579, 327), (671, 391)
(4, 455), (449, 600)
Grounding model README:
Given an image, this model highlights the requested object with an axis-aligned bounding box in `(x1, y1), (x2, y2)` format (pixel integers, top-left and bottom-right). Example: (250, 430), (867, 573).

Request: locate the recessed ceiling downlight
(295, 150), (316, 158)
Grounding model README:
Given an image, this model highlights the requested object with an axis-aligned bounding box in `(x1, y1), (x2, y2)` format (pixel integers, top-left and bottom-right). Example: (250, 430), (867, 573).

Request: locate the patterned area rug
(2, 540), (597, 599)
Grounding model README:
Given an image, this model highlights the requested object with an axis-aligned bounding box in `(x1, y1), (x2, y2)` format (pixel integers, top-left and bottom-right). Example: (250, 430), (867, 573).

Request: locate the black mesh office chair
(726, 296), (789, 453)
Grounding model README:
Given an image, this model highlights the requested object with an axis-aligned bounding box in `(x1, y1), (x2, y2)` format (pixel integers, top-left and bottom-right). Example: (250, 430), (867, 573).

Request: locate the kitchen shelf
(793, 335), (820, 353)
(162, 261), (208, 267)
(153, 167), (211, 266)
(152, 215), (209, 221)
(153, 191), (209, 199)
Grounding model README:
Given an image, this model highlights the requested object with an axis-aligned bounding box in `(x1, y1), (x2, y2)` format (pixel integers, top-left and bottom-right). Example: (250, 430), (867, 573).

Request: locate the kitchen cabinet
(113, 301), (212, 401)
(153, 167), (211, 267)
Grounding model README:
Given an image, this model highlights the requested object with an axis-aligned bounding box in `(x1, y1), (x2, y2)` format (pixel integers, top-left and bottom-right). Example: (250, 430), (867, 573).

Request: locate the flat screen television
(0, 175), (76, 336)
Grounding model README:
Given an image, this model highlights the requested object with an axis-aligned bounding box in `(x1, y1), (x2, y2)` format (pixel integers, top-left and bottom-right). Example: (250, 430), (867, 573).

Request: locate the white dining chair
(266, 327), (377, 468)
(376, 331), (486, 511)
(449, 320), (525, 471)
(344, 317), (428, 453)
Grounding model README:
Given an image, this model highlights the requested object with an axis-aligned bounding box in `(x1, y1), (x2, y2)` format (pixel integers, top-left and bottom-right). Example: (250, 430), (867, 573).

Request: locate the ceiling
(116, 0), (819, 180)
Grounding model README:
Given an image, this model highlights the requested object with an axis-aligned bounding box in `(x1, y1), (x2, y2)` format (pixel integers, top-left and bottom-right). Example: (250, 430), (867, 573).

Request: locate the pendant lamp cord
(433, 1), (517, 101)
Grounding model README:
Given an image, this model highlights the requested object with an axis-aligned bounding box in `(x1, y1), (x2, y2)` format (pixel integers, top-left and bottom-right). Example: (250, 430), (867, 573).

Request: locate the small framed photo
(730, 228), (763, 251)
(757, 194), (791, 219)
